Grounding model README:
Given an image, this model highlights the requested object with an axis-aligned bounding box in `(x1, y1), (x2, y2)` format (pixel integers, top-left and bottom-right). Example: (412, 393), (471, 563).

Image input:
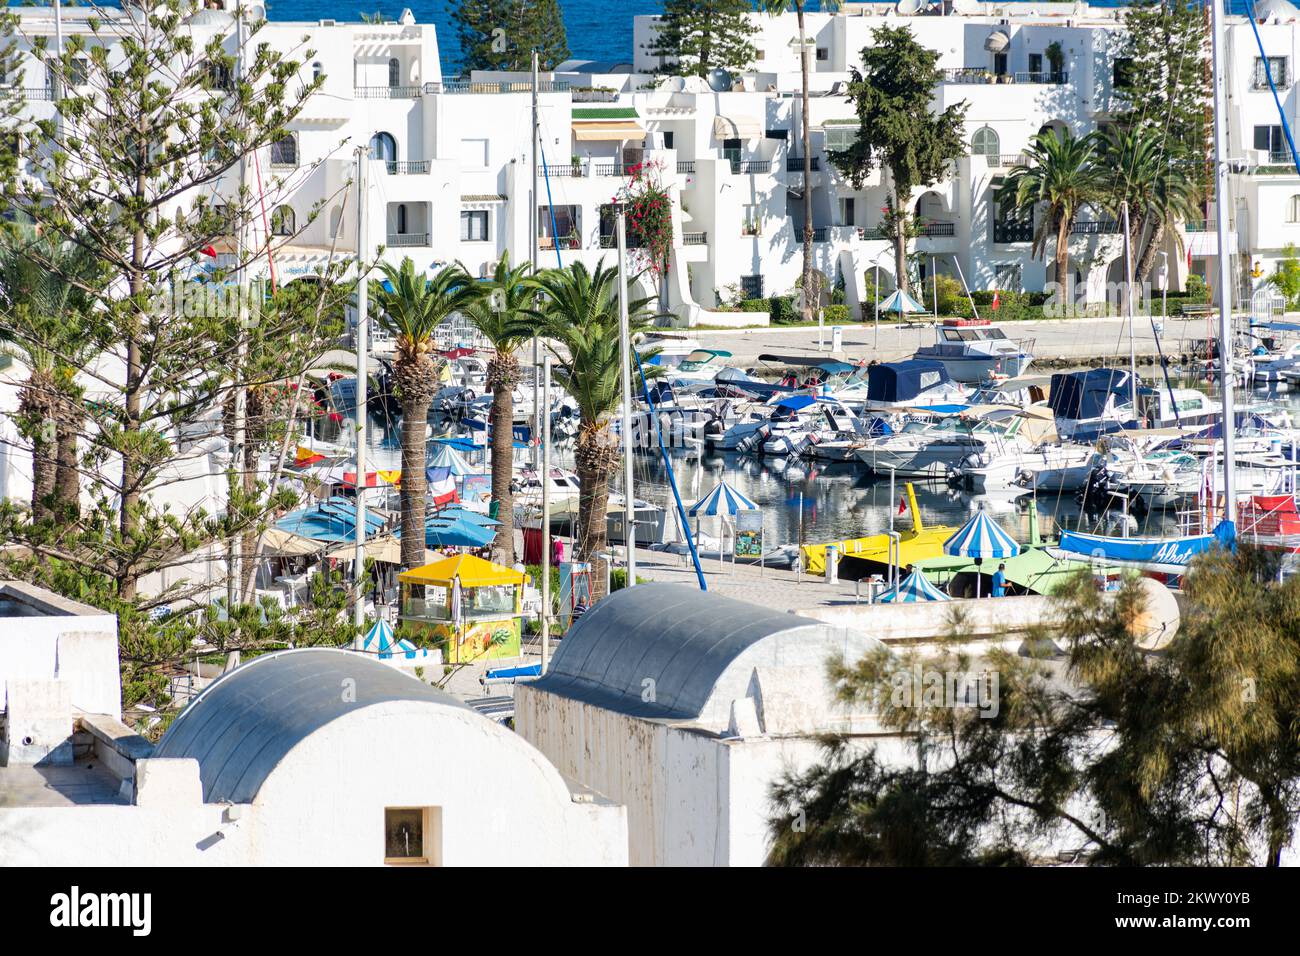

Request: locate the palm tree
(760, 0), (842, 321)
(0, 228), (100, 520)
(459, 251), (533, 566)
(372, 258), (480, 570)
(528, 261), (659, 598)
(1002, 128), (1104, 295)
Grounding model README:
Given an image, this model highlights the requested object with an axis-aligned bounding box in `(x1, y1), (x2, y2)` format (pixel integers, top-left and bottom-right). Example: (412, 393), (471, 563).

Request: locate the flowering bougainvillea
(613, 159), (674, 280)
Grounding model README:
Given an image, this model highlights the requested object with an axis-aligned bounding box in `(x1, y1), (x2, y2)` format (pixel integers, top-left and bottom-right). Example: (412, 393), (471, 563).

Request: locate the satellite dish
(953, 0), (980, 12)
(896, 0), (924, 15)
(707, 68), (732, 93)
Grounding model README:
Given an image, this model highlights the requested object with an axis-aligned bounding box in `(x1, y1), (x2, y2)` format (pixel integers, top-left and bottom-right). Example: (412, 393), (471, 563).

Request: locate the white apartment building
(4, 1), (1300, 325)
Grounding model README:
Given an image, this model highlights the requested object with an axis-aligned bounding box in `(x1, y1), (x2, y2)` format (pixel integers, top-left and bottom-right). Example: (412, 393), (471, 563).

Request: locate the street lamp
(872, 251), (892, 351)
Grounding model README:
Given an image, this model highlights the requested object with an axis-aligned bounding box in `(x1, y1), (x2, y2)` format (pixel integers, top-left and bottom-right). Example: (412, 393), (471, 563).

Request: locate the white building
(3, 1), (1300, 318)
(0, 623), (627, 865)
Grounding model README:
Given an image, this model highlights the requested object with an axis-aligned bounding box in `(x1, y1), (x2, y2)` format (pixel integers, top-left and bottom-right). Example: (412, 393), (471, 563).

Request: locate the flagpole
(353, 149), (370, 631)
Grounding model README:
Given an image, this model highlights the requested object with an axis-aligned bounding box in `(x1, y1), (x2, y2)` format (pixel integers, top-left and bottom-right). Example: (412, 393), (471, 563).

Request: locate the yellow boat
(801, 482), (957, 576)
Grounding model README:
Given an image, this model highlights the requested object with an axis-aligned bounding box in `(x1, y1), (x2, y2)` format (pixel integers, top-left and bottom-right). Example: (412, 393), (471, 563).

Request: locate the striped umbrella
(429, 442), (473, 477)
(879, 568), (949, 603)
(943, 509), (1020, 598)
(879, 288), (927, 314)
(688, 479), (759, 517)
(358, 619), (419, 660)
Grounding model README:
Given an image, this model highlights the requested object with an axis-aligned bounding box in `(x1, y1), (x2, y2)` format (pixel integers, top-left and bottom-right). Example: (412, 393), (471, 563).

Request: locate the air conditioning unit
(319, 19), (336, 26)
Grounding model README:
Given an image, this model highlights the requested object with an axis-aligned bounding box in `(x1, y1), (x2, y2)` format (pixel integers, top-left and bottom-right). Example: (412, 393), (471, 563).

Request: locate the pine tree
(453, 0), (570, 74)
(831, 26), (968, 295)
(646, 0), (759, 79)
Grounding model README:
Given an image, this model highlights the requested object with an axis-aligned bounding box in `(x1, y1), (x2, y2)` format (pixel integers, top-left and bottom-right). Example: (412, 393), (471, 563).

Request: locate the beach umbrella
(879, 288), (927, 314)
(424, 515), (494, 549)
(943, 508), (1020, 597)
(878, 568), (950, 603)
(688, 479), (759, 516)
(429, 442), (473, 477)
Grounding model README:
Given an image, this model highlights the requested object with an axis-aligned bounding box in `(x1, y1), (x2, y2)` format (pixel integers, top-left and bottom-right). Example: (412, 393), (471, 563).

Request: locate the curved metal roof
(535, 583), (827, 720)
(154, 648), (467, 804)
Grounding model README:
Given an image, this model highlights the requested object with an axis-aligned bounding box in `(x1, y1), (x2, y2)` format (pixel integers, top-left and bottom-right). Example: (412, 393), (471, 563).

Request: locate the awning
(573, 120), (646, 141)
(713, 115), (762, 140)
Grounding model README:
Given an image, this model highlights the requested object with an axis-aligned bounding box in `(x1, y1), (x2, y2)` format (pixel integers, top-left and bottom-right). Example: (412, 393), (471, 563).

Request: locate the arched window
(270, 134), (297, 167)
(971, 126), (1000, 161)
(1289, 195), (1300, 223)
(312, 61), (323, 83)
(396, 203), (408, 234)
(369, 132), (397, 165)
(271, 205), (295, 237)
(388, 58), (401, 88)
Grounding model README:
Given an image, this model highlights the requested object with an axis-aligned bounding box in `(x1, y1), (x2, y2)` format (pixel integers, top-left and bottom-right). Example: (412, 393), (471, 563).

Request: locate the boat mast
(1210, 0), (1238, 524)
(616, 205), (637, 586)
(1123, 201), (1138, 413)
(530, 51), (541, 470)
(353, 148), (370, 630)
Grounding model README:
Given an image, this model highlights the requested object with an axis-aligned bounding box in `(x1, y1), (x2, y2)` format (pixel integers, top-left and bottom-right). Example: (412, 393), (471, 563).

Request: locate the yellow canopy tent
(398, 554), (527, 663)
(399, 553), (527, 588)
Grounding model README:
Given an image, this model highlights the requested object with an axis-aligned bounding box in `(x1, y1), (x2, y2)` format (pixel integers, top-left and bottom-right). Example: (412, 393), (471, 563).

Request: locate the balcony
(1071, 220), (1121, 235)
(387, 232), (430, 247)
(593, 162), (638, 177)
(4, 85), (53, 101)
(682, 231), (708, 246)
(919, 221), (956, 237)
(993, 221), (1034, 244)
(676, 160), (696, 175)
(355, 85), (423, 99)
(1183, 220), (1221, 233)
(383, 161), (430, 175)
(786, 156), (821, 172)
(730, 160), (771, 175)
(941, 69), (1067, 85)
(981, 153), (1030, 168)
(434, 79), (569, 94)
(598, 234), (643, 249)
(1014, 71), (1068, 85)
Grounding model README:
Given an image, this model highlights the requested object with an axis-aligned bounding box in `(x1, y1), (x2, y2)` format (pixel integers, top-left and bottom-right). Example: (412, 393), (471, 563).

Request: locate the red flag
(898, 496), (907, 515)
(991, 291), (1001, 311)
(200, 245), (217, 258)
(1187, 244), (1193, 272)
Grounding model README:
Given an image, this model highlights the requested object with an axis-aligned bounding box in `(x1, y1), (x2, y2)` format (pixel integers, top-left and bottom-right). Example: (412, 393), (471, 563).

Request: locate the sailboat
(1053, 0), (1239, 575)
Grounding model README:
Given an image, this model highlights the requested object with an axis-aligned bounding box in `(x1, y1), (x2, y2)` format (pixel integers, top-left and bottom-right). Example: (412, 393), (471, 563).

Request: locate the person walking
(991, 563), (1008, 598)
(552, 536), (565, 568)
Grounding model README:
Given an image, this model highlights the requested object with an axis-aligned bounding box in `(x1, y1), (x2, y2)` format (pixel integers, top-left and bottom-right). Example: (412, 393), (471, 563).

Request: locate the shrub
(770, 295), (801, 324)
(739, 298), (770, 312)
(823, 304), (851, 323)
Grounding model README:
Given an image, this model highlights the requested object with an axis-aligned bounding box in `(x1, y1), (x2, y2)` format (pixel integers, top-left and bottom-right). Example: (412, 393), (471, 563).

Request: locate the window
(369, 131), (397, 165)
(824, 125), (858, 151)
(1028, 53), (1043, 79)
(270, 134), (297, 167)
(741, 275), (764, 299)
(765, 128), (788, 141)
(816, 48), (829, 62)
(539, 205), (580, 246)
(1255, 56), (1289, 88)
(1112, 57), (1135, 89)
(994, 263), (1023, 289)
(460, 210), (489, 241)
(839, 197), (856, 227)
(662, 131), (674, 149)
(205, 58), (232, 91)
(756, 50), (765, 61)
(396, 203), (408, 234)
(722, 137), (742, 170)
(742, 203), (760, 235)
(384, 807), (441, 865)
(270, 205), (295, 236)
(971, 126), (1000, 161)
(312, 61), (323, 82)
(388, 57), (401, 88)
(1256, 124), (1287, 162)
(69, 56), (88, 87)
(1289, 195), (1300, 223)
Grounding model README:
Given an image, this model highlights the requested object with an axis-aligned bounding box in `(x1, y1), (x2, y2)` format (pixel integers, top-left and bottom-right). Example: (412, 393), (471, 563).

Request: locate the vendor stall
(397, 555), (527, 663)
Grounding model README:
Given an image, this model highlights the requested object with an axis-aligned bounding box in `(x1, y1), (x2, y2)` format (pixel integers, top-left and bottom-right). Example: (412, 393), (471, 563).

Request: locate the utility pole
(541, 354), (552, 672)
(1210, 0), (1238, 523)
(353, 148), (370, 630)
(530, 50), (541, 470)
(616, 205), (637, 586)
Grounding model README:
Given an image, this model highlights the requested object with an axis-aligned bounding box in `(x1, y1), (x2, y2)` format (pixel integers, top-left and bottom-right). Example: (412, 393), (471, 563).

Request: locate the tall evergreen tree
(646, 0), (759, 79)
(830, 25), (967, 295)
(454, 0), (570, 74)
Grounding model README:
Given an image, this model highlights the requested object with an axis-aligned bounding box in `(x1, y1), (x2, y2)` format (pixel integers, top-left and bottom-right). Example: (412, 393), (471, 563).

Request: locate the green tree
(760, 1), (842, 321)
(460, 251), (533, 566)
(528, 261), (659, 598)
(372, 259), (480, 570)
(453, 0), (570, 73)
(830, 25), (967, 295)
(646, 0), (759, 79)
(1001, 129), (1105, 293)
(1269, 244), (1300, 309)
(768, 550), (1300, 867)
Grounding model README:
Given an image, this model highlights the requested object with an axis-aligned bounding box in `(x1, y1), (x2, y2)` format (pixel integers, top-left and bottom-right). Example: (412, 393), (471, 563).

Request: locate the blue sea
(49, 1), (1258, 77)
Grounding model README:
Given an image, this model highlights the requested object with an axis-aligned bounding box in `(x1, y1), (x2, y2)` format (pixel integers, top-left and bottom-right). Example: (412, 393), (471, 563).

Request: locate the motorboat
(912, 320), (1034, 382)
(831, 359), (969, 412)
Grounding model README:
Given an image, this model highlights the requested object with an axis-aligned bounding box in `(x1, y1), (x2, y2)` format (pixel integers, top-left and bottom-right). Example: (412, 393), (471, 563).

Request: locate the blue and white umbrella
(429, 442), (473, 477)
(943, 509), (1021, 560)
(358, 619), (419, 661)
(879, 568), (949, 603)
(943, 509), (1020, 598)
(879, 288), (927, 314)
(689, 479), (759, 517)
